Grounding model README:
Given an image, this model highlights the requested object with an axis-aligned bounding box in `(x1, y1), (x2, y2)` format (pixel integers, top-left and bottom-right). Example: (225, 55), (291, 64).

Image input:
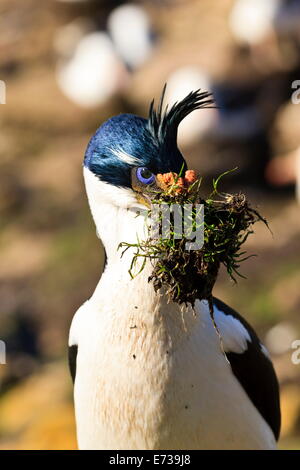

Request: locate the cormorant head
(83, 87), (213, 255)
(84, 86), (213, 209)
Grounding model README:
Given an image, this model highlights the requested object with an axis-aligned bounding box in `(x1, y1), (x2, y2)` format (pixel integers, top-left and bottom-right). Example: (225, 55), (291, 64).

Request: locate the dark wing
(213, 297), (281, 441)
(68, 344), (78, 384)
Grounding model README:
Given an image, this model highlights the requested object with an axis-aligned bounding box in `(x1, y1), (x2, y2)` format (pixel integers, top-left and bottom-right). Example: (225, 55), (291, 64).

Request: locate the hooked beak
(134, 192), (152, 209)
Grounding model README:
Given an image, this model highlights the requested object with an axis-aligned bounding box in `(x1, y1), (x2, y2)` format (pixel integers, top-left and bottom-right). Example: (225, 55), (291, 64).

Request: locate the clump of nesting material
(120, 170), (268, 307)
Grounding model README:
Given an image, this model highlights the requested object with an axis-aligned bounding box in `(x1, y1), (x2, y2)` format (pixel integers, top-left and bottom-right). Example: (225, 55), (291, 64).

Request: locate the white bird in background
(107, 3), (155, 70)
(54, 3), (155, 108)
(55, 29), (128, 108)
(165, 66), (263, 144)
(229, 0), (280, 45)
(164, 66), (217, 147)
(68, 89), (280, 449)
(230, 0), (300, 45)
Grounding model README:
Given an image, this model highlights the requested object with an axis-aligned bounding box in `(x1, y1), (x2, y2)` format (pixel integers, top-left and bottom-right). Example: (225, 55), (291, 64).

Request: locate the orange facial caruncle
(156, 170), (197, 194)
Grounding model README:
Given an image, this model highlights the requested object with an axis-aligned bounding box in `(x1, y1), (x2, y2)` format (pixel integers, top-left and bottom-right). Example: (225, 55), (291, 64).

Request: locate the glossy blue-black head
(84, 86), (214, 188)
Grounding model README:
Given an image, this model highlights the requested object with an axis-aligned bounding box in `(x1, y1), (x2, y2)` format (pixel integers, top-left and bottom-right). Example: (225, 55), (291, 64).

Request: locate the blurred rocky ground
(0, 0), (300, 449)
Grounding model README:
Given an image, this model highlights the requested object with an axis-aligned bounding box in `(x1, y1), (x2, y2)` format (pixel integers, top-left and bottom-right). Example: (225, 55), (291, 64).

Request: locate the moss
(120, 170), (269, 307)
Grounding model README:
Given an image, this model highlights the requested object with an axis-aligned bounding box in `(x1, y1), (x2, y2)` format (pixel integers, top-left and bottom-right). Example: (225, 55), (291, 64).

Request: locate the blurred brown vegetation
(0, 0), (300, 449)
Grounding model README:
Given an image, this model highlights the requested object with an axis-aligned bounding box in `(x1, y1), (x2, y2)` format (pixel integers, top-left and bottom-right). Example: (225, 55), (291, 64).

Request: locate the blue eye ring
(136, 167), (155, 185)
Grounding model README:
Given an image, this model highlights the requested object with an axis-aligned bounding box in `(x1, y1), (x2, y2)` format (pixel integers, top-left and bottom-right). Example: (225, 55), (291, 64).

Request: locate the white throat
(83, 166), (196, 330)
(84, 166), (149, 267)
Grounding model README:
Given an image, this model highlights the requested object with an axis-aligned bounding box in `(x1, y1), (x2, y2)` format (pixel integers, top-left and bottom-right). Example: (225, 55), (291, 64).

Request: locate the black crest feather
(148, 84), (214, 147)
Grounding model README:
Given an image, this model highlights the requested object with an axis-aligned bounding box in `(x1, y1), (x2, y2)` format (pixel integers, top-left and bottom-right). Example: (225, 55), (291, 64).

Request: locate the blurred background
(0, 0), (300, 450)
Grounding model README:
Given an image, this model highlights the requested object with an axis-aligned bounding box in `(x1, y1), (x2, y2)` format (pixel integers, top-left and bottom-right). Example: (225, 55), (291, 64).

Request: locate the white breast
(70, 265), (276, 450)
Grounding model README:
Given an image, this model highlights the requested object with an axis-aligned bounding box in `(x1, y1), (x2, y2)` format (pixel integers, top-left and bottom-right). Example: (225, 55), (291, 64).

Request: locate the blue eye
(136, 167), (155, 185)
